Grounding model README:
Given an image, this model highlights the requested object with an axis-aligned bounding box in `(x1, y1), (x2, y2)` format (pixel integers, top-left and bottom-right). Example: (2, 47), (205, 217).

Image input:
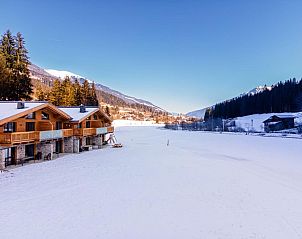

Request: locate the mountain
(29, 63), (165, 112)
(186, 108), (207, 119)
(186, 85), (273, 119)
(44, 68), (164, 111)
(45, 69), (86, 81)
(242, 85), (272, 96)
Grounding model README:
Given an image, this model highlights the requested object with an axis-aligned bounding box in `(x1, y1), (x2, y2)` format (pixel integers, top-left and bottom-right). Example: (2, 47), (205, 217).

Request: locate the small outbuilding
(263, 115), (295, 132)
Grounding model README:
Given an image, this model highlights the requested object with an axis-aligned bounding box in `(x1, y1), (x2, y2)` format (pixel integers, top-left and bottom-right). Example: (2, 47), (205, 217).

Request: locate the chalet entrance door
(79, 138), (83, 152)
(4, 147), (16, 166)
(55, 140), (63, 153)
(25, 144), (35, 161)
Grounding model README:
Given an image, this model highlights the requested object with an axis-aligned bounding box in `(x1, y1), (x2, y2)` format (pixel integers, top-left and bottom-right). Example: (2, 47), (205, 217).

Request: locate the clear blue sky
(1, 0), (302, 113)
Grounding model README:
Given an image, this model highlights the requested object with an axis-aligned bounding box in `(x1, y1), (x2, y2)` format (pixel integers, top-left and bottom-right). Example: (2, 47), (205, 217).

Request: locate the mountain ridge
(186, 85), (273, 119)
(29, 64), (165, 112)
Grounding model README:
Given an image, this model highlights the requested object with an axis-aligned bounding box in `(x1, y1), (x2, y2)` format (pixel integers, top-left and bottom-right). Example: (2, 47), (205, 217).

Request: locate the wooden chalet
(58, 105), (113, 153)
(0, 102), (113, 169)
(263, 115), (295, 132)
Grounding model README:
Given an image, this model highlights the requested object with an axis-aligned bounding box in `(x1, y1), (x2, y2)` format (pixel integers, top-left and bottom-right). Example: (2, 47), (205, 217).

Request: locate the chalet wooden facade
(58, 105), (113, 153)
(0, 102), (113, 169)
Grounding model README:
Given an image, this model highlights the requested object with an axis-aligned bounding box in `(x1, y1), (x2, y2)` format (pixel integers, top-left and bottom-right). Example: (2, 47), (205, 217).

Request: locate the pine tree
(0, 30), (16, 69)
(0, 30), (32, 100)
(0, 52), (11, 100)
(13, 32), (33, 100)
(105, 106), (111, 116)
(49, 79), (62, 105)
(82, 80), (90, 105)
(88, 82), (99, 106)
(61, 77), (75, 106)
(74, 79), (83, 105)
(36, 85), (46, 101)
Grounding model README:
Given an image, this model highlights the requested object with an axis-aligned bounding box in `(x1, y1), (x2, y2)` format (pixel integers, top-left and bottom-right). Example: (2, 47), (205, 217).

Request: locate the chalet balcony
(73, 128), (97, 137)
(73, 127), (114, 137)
(62, 129), (73, 137)
(107, 126), (114, 133)
(39, 129), (74, 141)
(96, 126), (114, 135)
(0, 131), (39, 145)
(39, 130), (63, 141)
(0, 126), (114, 145)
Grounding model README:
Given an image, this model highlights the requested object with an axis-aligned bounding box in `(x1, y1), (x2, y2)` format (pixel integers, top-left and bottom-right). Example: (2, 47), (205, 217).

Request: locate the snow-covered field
(1, 127), (302, 239)
(113, 119), (162, 127)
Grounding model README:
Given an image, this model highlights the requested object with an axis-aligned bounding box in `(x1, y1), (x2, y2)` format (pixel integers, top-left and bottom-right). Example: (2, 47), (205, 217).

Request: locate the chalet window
(4, 147), (15, 166)
(93, 114), (98, 120)
(26, 122), (35, 131)
(77, 123), (82, 129)
(41, 112), (49, 120)
(4, 122), (16, 132)
(86, 121), (91, 128)
(56, 122), (63, 130)
(86, 137), (92, 145)
(26, 112), (36, 119)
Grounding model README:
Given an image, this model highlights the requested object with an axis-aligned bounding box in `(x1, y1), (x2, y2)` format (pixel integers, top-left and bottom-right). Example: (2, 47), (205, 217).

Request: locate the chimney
(80, 104), (86, 113)
(17, 102), (25, 109)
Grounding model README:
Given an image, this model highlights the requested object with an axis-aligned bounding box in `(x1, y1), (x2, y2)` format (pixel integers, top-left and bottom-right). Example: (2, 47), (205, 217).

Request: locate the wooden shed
(263, 115), (295, 132)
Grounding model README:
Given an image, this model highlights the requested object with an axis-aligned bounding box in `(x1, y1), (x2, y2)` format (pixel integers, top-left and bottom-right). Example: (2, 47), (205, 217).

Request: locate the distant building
(263, 115), (295, 132)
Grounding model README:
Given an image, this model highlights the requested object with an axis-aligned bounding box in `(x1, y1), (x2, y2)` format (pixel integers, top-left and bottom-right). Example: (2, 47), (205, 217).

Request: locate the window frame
(41, 111), (49, 120)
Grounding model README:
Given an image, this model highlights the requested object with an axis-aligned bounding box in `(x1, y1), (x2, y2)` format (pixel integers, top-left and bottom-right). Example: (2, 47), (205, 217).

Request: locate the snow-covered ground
(0, 127), (302, 239)
(113, 119), (162, 127)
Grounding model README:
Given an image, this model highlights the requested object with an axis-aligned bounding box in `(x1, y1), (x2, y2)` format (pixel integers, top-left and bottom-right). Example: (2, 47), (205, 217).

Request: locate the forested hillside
(206, 79), (302, 120)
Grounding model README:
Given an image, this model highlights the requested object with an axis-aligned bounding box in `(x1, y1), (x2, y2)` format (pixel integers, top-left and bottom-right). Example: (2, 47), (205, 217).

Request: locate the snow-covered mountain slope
(44, 68), (164, 111)
(242, 85), (272, 96)
(30, 64), (165, 112)
(186, 108), (207, 119)
(45, 69), (86, 81)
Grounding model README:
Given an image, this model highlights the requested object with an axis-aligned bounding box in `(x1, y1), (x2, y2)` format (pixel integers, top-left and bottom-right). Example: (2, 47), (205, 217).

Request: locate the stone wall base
(93, 135), (103, 147)
(0, 149), (5, 169)
(73, 137), (80, 154)
(16, 145), (25, 160)
(37, 142), (53, 160)
(64, 137), (73, 153)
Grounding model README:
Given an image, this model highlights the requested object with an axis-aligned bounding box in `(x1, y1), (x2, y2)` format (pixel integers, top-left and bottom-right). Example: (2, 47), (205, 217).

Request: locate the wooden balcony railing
(83, 128), (96, 136)
(73, 128), (96, 137)
(63, 129), (73, 137)
(0, 131), (39, 145)
(73, 128), (82, 136)
(107, 126), (114, 133)
(0, 126), (114, 145)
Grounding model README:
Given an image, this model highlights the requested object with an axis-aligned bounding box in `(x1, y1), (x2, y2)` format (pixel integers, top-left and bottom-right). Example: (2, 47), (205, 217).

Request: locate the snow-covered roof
(58, 107), (100, 122)
(0, 101), (46, 122)
(272, 114), (295, 119)
(263, 114), (296, 123)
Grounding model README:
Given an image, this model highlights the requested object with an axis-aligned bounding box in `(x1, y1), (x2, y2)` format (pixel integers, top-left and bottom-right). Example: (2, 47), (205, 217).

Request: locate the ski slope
(0, 127), (301, 239)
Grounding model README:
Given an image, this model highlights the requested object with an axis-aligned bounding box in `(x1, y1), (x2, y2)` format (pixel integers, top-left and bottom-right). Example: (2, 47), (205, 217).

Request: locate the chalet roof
(263, 114), (296, 123)
(58, 106), (111, 123)
(0, 101), (71, 125)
